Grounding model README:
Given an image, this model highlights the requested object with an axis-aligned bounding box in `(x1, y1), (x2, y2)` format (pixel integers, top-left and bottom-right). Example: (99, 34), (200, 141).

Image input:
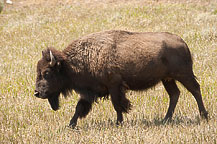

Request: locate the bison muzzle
(34, 30), (208, 128)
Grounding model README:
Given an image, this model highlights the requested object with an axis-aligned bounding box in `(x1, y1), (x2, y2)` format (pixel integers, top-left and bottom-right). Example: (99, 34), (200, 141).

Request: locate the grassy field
(0, 0), (216, 143)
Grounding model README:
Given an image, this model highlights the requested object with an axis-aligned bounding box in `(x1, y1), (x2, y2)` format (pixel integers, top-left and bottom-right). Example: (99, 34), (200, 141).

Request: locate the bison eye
(43, 71), (51, 79)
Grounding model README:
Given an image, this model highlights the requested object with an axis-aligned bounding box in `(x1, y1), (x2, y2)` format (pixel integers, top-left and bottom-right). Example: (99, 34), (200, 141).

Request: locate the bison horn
(49, 51), (56, 67)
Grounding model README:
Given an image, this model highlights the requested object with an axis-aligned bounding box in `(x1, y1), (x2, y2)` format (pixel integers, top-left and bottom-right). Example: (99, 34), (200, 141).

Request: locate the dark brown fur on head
(35, 47), (73, 110)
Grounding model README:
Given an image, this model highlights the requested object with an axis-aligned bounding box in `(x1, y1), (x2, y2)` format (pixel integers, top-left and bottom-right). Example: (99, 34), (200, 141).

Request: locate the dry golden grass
(0, 0), (216, 143)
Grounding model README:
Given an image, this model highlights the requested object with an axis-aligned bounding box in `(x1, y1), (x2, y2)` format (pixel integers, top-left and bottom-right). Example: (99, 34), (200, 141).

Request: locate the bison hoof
(116, 121), (123, 127)
(162, 117), (172, 124)
(201, 111), (209, 121)
(68, 123), (77, 129)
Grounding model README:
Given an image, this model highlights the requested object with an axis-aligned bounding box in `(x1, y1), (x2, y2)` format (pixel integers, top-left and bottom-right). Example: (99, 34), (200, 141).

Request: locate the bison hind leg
(162, 79), (180, 122)
(176, 75), (208, 120)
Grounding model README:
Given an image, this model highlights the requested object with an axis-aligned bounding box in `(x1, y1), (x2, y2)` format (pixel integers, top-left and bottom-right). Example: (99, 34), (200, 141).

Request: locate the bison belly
(117, 58), (168, 91)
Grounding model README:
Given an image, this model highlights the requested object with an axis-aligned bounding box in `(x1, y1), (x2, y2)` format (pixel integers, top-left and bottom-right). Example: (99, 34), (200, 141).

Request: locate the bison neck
(62, 63), (109, 99)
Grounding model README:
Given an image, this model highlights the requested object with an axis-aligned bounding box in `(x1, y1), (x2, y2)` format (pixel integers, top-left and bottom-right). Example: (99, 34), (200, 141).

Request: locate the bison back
(64, 30), (193, 90)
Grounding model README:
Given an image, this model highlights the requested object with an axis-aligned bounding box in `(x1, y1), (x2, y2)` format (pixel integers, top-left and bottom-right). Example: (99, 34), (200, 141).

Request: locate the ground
(0, 0), (216, 143)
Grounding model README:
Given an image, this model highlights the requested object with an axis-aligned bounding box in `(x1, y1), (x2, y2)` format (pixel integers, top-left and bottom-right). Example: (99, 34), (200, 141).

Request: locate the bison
(34, 30), (208, 127)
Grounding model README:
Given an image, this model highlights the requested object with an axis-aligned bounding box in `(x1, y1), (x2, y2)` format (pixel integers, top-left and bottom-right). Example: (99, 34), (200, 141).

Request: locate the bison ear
(49, 51), (56, 67)
(42, 50), (46, 57)
(48, 95), (60, 111)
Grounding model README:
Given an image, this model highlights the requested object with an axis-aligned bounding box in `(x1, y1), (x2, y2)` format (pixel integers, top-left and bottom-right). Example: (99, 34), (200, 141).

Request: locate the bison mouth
(34, 90), (50, 99)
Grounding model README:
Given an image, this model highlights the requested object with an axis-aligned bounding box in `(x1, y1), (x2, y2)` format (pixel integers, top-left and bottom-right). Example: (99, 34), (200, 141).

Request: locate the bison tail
(184, 42), (194, 66)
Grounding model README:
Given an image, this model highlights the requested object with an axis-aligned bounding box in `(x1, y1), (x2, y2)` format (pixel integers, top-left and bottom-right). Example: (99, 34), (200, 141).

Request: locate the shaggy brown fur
(34, 30), (208, 128)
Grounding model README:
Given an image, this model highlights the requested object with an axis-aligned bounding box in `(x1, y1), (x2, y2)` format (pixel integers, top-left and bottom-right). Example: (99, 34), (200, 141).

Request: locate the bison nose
(34, 90), (40, 97)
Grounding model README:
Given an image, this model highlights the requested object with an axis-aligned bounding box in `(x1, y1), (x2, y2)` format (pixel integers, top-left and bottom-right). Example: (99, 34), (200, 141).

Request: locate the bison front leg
(109, 84), (132, 125)
(69, 98), (93, 128)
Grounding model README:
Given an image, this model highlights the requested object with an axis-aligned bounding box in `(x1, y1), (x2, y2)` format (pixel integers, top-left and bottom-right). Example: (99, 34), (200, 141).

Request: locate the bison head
(34, 48), (68, 111)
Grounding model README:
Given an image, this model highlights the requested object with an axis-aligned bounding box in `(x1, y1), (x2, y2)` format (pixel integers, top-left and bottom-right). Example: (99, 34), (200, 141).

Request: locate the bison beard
(34, 30), (208, 128)
(48, 95), (60, 111)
